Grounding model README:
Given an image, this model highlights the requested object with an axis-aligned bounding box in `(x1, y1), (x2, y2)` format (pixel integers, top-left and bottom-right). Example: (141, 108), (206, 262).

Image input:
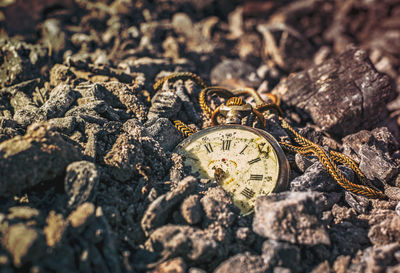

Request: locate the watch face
(174, 125), (289, 214)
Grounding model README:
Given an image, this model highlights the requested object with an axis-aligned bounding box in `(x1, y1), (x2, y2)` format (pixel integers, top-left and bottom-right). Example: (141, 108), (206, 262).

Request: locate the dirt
(0, 0), (400, 272)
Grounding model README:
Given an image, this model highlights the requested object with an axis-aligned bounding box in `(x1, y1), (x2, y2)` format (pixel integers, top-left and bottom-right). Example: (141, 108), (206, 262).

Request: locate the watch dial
(175, 126), (282, 214)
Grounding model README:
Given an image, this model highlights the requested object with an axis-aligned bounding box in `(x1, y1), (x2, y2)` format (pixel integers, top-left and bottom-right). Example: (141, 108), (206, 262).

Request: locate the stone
(344, 192), (369, 214)
(0, 117), (23, 142)
(235, 227), (255, 245)
(13, 105), (39, 128)
(333, 255), (351, 273)
(200, 186), (238, 227)
(49, 64), (75, 86)
(0, 38), (47, 87)
(329, 221), (371, 255)
(145, 225), (220, 264)
(43, 211), (67, 247)
(310, 261), (332, 273)
(294, 153), (315, 173)
(47, 116), (77, 135)
(104, 119), (171, 182)
(290, 161), (351, 192)
(67, 202), (96, 232)
(358, 145), (398, 184)
(214, 252), (269, 273)
(6, 206), (40, 220)
(181, 194), (203, 225)
(152, 257), (187, 273)
(271, 47), (395, 136)
(262, 240), (301, 271)
(253, 192), (331, 246)
(0, 123), (81, 196)
(342, 127), (399, 184)
(2, 223), (46, 267)
(141, 176), (197, 235)
(368, 213), (400, 246)
(65, 100), (121, 121)
(101, 82), (148, 123)
(148, 90), (182, 120)
(35, 84), (80, 121)
(210, 59), (262, 88)
(348, 243), (400, 272)
(145, 117), (183, 152)
(64, 161), (100, 210)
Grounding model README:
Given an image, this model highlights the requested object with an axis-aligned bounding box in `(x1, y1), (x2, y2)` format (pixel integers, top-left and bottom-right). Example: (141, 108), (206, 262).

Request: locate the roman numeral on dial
(204, 143), (213, 153)
(239, 144), (248, 154)
(250, 174), (263, 181)
(241, 187), (255, 199)
(248, 157), (261, 165)
(222, 140), (231, 151)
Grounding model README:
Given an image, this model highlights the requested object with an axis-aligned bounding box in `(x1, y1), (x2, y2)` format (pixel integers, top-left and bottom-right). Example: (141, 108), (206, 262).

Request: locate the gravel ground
(0, 0), (400, 272)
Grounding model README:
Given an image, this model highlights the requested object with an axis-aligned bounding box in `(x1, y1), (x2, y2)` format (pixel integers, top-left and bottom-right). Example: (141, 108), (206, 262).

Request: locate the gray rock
(74, 82), (107, 100)
(145, 224), (220, 264)
(98, 82), (149, 123)
(153, 257), (187, 273)
(200, 186), (238, 227)
(0, 38), (47, 87)
(0, 123), (81, 196)
(214, 252), (269, 273)
(235, 227), (255, 246)
(189, 268), (207, 273)
(65, 100), (121, 121)
(210, 59), (262, 88)
(253, 192), (331, 246)
(358, 145), (398, 184)
(181, 194), (203, 225)
(67, 202), (96, 233)
(13, 105), (39, 127)
(49, 64), (75, 86)
(175, 81), (201, 123)
(290, 161), (352, 192)
(36, 84), (80, 121)
(271, 47), (395, 136)
(47, 116), (77, 135)
(342, 127), (399, 184)
(64, 161), (100, 210)
(368, 212), (400, 246)
(2, 223), (46, 267)
(6, 206), (41, 221)
(145, 117), (183, 152)
(0, 117), (23, 141)
(262, 240), (301, 272)
(148, 90), (182, 120)
(348, 243), (400, 272)
(104, 119), (171, 182)
(141, 176), (197, 235)
(294, 153), (315, 173)
(329, 220), (370, 255)
(344, 192), (369, 214)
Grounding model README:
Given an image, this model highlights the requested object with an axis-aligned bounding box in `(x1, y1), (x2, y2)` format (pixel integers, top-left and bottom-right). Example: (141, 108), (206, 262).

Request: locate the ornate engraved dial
(174, 125), (290, 214)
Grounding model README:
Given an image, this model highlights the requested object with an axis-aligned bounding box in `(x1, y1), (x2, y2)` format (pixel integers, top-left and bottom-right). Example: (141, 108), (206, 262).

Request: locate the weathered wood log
(271, 46), (396, 137)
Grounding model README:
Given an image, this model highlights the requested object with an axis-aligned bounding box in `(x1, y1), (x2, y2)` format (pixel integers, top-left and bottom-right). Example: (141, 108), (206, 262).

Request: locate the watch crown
(218, 103), (252, 124)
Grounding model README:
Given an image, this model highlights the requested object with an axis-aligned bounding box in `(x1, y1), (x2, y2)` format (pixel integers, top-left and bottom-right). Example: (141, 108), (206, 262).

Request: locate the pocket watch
(173, 92), (290, 215)
(174, 123), (290, 214)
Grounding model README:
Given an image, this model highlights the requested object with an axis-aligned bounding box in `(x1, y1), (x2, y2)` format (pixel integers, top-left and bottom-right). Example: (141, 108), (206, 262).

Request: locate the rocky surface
(0, 0), (399, 272)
